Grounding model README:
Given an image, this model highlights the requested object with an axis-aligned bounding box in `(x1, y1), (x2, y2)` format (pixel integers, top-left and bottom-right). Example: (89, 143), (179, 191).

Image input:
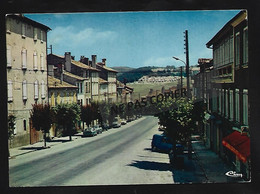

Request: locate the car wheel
(152, 146), (156, 152)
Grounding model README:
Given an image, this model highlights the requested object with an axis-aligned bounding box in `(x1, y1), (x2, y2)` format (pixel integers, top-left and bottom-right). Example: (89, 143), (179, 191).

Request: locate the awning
(222, 131), (250, 163)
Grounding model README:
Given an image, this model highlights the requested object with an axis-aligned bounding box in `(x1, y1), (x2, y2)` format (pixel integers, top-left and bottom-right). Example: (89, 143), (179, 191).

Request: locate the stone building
(6, 14), (51, 147)
(193, 10), (250, 180)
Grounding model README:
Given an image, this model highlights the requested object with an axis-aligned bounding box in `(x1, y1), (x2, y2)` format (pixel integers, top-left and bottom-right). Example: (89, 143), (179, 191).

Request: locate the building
(117, 81), (133, 103)
(96, 58), (118, 103)
(48, 75), (78, 137)
(6, 14), (51, 147)
(200, 10), (250, 180)
(47, 53), (100, 105)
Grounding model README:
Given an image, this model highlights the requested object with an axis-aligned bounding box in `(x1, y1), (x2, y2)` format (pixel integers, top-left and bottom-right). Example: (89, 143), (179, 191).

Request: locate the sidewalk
(9, 133), (82, 158)
(172, 140), (233, 184)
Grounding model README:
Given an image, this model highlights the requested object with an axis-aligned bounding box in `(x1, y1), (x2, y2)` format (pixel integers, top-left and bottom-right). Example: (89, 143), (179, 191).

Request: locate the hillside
(116, 66), (184, 83)
(111, 66), (135, 73)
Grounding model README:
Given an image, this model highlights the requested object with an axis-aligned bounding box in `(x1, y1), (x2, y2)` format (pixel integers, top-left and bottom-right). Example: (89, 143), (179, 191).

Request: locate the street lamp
(173, 56), (190, 98)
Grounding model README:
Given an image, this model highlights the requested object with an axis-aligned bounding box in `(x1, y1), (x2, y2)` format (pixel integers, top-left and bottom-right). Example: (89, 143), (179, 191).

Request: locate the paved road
(9, 116), (174, 186)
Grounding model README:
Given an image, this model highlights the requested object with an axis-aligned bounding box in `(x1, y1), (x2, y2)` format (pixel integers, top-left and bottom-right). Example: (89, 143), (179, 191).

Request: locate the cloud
(48, 25), (118, 50)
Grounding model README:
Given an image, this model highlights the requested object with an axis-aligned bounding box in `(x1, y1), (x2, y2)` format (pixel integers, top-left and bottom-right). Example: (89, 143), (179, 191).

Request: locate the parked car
(121, 119), (127, 125)
(112, 117), (121, 128)
(93, 125), (103, 134)
(101, 123), (109, 131)
(151, 134), (184, 154)
(83, 127), (97, 137)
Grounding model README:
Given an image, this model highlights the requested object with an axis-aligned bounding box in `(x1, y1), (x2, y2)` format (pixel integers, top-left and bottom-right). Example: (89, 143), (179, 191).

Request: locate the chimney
(64, 52), (72, 72)
(102, 58), (106, 66)
(60, 64), (64, 84)
(91, 55), (97, 68)
(80, 56), (85, 63)
(80, 56), (89, 66)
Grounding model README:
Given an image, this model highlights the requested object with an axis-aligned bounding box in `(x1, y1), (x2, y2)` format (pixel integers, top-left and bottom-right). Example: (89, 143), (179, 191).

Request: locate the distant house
(117, 81), (133, 103)
(6, 14), (51, 147)
(48, 75), (78, 137)
(198, 10), (250, 180)
(47, 53), (100, 105)
(80, 57), (118, 103)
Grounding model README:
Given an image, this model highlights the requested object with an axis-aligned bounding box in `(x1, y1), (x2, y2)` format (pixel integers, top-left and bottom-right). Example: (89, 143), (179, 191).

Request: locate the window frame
(8, 80), (13, 102)
(22, 80), (27, 100)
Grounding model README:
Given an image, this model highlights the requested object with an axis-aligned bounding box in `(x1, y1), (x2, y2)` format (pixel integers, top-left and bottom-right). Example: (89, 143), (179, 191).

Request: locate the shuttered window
(243, 27), (248, 65)
(225, 89), (229, 118)
(243, 89), (248, 125)
(22, 48), (27, 69)
(33, 28), (37, 41)
(40, 52), (44, 71)
(22, 23), (26, 38)
(33, 51), (38, 70)
(235, 32), (240, 67)
(22, 80), (27, 100)
(229, 89), (234, 121)
(34, 80), (39, 99)
(41, 80), (45, 99)
(8, 80), (13, 102)
(7, 45), (12, 67)
(235, 89), (240, 122)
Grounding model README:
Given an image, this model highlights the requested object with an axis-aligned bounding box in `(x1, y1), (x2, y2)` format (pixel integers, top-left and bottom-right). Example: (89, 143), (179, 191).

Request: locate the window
(225, 89), (229, 118)
(243, 27), (248, 65)
(41, 80), (45, 99)
(243, 89), (248, 125)
(229, 89), (234, 121)
(229, 35), (234, 63)
(22, 23), (26, 38)
(34, 80), (39, 99)
(40, 52), (44, 71)
(235, 89), (240, 122)
(21, 48), (27, 69)
(23, 119), (27, 131)
(22, 80), (27, 100)
(33, 51), (38, 70)
(7, 45), (12, 67)
(235, 32), (240, 67)
(218, 89), (221, 113)
(8, 80), (13, 102)
(40, 30), (43, 42)
(33, 28), (37, 41)
(221, 89), (224, 116)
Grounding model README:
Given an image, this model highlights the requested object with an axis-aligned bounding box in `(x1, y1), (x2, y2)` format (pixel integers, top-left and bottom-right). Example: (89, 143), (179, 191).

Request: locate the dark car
(102, 123), (109, 131)
(151, 134), (184, 154)
(83, 127), (97, 137)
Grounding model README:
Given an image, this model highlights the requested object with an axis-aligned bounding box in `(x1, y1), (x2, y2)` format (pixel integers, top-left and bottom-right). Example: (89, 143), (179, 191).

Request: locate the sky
(25, 10), (240, 68)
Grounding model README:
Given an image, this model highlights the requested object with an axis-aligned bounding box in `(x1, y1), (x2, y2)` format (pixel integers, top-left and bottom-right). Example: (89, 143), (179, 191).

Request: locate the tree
(30, 104), (54, 148)
(8, 114), (16, 156)
(155, 97), (205, 160)
(53, 103), (81, 141)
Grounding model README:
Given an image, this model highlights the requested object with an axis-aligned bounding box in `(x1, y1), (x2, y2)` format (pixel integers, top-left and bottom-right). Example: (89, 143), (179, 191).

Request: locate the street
(9, 116), (174, 186)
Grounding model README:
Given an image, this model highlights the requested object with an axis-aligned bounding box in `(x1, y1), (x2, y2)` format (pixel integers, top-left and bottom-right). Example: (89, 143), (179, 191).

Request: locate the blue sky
(25, 10), (240, 68)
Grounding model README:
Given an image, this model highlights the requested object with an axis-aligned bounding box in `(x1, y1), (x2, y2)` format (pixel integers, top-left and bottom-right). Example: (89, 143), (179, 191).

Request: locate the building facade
(48, 75), (78, 137)
(6, 14), (50, 147)
(194, 10), (250, 180)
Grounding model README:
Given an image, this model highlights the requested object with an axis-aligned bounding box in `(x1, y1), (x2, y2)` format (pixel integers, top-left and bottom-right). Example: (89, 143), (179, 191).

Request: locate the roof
(48, 54), (100, 71)
(206, 10), (247, 48)
(6, 14), (51, 31)
(48, 76), (78, 89)
(96, 64), (118, 73)
(63, 71), (86, 81)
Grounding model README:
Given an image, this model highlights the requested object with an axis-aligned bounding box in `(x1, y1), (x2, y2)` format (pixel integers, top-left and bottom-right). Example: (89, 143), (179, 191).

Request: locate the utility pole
(180, 66), (183, 89)
(184, 30), (191, 98)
